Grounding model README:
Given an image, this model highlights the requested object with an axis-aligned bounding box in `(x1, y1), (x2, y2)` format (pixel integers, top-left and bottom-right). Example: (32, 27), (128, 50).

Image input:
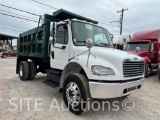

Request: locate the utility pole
(117, 8), (128, 35)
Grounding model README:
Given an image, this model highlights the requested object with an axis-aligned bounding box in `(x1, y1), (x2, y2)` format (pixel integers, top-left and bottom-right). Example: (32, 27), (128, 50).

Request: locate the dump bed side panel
(17, 10), (98, 58)
(18, 14), (53, 58)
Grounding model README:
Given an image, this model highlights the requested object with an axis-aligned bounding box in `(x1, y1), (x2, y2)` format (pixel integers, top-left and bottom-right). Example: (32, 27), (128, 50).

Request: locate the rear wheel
(63, 73), (92, 115)
(145, 64), (150, 78)
(19, 61), (29, 81)
(28, 61), (36, 80)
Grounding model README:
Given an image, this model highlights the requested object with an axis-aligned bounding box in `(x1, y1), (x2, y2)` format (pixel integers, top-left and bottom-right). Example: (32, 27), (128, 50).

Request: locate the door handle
(53, 45), (66, 50)
(62, 46), (66, 49)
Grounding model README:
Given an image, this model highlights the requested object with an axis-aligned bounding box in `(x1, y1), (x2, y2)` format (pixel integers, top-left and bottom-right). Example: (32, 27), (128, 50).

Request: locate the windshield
(125, 42), (150, 51)
(72, 21), (113, 47)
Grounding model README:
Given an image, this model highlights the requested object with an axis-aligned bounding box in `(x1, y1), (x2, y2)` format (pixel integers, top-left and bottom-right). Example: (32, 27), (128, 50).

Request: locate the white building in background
(3, 44), (10, 50)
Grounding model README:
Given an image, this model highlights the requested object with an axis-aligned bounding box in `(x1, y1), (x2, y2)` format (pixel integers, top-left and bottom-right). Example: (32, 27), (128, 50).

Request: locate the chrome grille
(123, 61), (144, 77)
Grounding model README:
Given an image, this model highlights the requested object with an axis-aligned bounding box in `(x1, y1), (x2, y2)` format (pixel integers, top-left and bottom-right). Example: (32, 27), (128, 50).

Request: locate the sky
(0, 0), (160, 45)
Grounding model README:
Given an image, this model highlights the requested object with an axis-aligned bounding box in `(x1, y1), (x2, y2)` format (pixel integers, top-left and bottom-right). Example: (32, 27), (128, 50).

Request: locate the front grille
(123, 61), (144, 77)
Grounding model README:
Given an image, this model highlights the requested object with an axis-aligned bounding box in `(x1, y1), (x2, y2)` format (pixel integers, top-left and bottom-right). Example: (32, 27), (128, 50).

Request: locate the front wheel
(145, 64), (150, 78)
(63, 73), (92, 115)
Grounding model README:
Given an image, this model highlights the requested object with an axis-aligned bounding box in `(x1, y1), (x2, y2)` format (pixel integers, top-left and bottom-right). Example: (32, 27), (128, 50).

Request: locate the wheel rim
(19, 65), (23, 77)
(66, 82), (81, 107)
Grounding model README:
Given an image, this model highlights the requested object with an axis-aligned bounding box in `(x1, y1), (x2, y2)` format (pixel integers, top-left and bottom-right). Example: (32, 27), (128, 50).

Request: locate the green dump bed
(18, 9), (98, 58)
(18, 14), (53, 58)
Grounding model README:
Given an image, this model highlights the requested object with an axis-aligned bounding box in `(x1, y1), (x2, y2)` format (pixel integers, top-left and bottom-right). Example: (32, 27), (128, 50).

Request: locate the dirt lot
(0, 58), (160, 120)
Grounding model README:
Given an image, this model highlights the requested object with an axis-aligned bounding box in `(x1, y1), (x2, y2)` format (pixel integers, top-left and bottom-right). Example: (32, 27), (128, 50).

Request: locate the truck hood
(90, 47), (138, 61)
(73, 47), (144, 66)
(126, 50), (149, 57)
(72, 47), (144, 80)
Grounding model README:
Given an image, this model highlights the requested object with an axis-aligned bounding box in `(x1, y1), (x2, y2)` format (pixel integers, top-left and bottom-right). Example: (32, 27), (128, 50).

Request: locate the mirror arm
(68, 49), (89, 62)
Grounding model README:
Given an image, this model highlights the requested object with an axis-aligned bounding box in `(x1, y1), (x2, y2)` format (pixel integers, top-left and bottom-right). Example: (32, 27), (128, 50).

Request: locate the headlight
(91, 65), (115, 75)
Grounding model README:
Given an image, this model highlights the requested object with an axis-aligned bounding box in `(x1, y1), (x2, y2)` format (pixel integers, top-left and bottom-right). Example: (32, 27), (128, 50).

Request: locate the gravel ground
(0, 58), (160, 120)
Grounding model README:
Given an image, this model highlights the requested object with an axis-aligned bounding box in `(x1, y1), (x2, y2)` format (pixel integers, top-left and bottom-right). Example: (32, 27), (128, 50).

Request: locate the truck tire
(2, 55), (7, 58)
(19, 61), (29, 81)
(145, 64), (150, 78)
(158, 68), (160, 80)
(63, 73), (92, 115)
(28, 61), (36, 80)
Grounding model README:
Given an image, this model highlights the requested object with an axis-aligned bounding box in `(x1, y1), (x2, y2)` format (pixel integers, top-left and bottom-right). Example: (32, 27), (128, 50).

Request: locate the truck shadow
(80, 97), (133, 117)
(146, 74), (160, 83)
(33, 75), (47, 81)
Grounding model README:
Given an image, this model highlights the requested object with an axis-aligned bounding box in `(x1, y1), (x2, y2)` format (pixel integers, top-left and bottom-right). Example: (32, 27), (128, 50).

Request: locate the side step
(45, 69), (62, 75)
(43, 80), (59, 88)
(44, 68), (61, 88)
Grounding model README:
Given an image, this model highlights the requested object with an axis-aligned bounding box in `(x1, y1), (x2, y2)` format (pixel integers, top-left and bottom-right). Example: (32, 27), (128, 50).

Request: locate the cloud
(0, 0), (159, 40)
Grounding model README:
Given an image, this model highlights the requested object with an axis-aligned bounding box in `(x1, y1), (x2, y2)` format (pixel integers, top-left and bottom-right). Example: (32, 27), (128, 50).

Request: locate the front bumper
(89, 78), (144, 99)
(150, 63), (159, 72)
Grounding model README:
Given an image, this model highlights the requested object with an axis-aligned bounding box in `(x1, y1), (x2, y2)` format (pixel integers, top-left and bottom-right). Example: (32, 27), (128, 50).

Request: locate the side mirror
(109, 33), (113, 41)
(123, 38), (127, 43)
(50, 22), (56, 44)
(53, 36), (56, 44)
(86, 38), (93, 49)
(153, 41), (159, 52)
(40, 15), (44, 24)
(136, 47), (140, 54)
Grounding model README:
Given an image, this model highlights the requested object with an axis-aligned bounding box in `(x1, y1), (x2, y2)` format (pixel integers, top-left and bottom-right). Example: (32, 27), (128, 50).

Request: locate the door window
(56, 24), (68, 44)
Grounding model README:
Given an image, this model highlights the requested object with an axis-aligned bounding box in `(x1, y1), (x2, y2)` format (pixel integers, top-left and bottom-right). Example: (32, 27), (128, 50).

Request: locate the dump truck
(125, 30), (160, 78)
(16, 9), (145, 115)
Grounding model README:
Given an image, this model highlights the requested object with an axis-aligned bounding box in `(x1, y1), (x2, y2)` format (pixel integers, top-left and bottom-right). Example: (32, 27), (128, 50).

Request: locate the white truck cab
(113, 35), (131, 50)
(17, 9), (145, 115)
(51, 19), (144, 113)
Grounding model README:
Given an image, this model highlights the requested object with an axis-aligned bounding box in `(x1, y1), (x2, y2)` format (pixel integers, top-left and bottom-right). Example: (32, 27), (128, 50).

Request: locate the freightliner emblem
(133, 57), (138, 60)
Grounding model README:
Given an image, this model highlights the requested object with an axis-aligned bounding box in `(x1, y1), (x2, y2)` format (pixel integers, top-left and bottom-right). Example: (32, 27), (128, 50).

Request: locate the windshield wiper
(76, 41), (86, 43)
(93, 42), (101, 46)
(75, 41), (112, 47)
(94, 43), (112, 47)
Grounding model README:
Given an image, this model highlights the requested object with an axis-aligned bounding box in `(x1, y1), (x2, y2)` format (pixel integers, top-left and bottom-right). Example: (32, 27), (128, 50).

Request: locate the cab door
(50, 22), (70, 70)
